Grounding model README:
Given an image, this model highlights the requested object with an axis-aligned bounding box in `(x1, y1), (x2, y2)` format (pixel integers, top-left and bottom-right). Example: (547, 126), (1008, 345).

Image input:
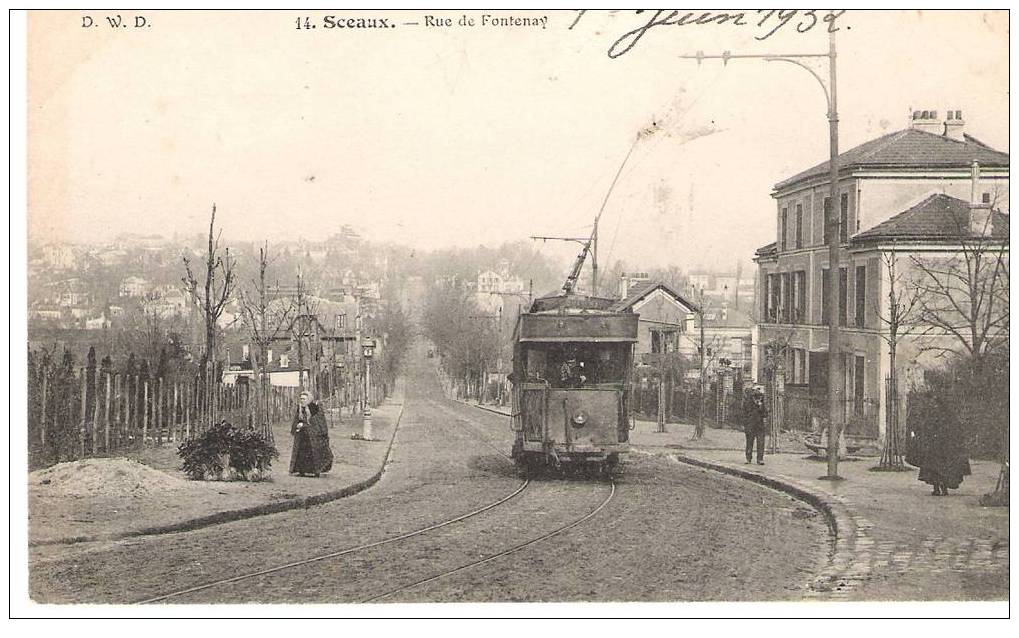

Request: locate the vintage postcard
(13, 7), (1010, 617)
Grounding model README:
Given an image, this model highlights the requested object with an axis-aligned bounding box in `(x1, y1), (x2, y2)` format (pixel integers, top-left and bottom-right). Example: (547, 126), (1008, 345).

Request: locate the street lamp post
(361, 338), (375, 441)
(336, 360), (346, 412)
(679, 31), (843, 479)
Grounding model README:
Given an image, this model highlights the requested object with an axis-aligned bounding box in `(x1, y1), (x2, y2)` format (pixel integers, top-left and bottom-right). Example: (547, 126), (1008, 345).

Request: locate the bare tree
(910, 216), (1008, 371)
(238, 242), (295, 442)
(910, 201), (1009, 498)
(872, 244), (923, 471)
(182, 204), (236, 429)
(289, 269), (321, 393)
(422, 281), (485, 400)
(758, 327), (798, 453)
(686, 287), (728, 439)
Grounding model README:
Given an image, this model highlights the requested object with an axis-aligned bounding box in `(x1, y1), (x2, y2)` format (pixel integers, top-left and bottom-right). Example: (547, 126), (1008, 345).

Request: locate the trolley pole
(679, 30), (843, 479)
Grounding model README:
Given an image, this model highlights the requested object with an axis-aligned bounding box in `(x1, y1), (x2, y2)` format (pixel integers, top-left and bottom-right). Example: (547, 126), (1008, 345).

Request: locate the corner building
(753, 110), (1009, 444)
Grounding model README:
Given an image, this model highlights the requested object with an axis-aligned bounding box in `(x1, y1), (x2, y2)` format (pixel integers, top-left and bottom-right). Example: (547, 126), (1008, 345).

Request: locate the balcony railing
(762, 306), (807, 325)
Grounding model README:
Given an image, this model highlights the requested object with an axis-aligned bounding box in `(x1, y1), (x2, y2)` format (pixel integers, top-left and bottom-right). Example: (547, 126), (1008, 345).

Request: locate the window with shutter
(855, 265), (866, 328)
(821, 268), (830, 324)
(822, 197), (831, 244)
(795, 204), (803, 249)
(839, 267), (848, 327)
(840, 193), (849, 243)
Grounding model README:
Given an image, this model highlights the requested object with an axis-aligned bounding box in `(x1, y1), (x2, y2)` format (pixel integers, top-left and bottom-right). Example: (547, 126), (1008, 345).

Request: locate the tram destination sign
(517, 313), (639, 343)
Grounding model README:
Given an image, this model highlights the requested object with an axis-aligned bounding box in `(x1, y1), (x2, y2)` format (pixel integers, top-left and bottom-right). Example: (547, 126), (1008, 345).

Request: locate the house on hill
(474, 260), (528, 316)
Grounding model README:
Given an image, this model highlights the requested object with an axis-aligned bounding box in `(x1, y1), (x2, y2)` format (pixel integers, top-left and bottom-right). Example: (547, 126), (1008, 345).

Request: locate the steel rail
(429, 399), (517, 461)
(137, 401), (527, 605)
(135, 478), (529, 604)
(362, 480), (617, 603)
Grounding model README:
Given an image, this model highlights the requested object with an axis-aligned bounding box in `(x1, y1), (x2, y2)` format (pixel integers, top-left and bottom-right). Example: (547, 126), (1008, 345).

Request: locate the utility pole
(696, 287), (707, 439)
(823, 34), (844, 481)
(679, 30), (843, 480)
(734, 260), (742, 311)
(591, 218), (598, 296)
(657, 358), (667, 433)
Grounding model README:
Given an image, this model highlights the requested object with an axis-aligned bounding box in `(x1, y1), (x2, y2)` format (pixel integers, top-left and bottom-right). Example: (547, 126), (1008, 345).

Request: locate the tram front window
(524, 343), (628, 388)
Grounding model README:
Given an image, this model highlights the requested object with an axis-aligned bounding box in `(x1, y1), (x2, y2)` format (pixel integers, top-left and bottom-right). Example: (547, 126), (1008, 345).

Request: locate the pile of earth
(28, 458), (197, 498)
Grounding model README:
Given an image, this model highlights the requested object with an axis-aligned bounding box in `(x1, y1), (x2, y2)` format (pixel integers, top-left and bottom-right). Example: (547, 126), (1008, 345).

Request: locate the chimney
(910, 109), (943, 135)
(944, 109), (965, 141)
(619, 272), (650, 299)
(969, 161), (994, 236)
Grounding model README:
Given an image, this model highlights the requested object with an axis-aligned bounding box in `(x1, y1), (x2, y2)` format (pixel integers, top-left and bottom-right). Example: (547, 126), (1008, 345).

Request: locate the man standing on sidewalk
(742, 387), (767, 465)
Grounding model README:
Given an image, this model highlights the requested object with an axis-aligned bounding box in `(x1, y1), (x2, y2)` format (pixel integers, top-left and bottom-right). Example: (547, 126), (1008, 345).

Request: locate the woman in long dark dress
(290, 391), (334, 477)
(906, 386), (971, 496)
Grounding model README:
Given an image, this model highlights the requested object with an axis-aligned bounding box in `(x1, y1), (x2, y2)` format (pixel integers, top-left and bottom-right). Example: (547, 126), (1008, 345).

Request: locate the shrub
(177, 421), (278, 481)
(226, 427), (279, 480)
(908, 353), (1009, 461)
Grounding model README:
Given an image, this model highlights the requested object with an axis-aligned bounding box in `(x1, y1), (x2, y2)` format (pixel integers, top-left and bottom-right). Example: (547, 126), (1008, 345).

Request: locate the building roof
(698, 306), (753, 329)
(853, 193), (1010, 243)
(774, 128), (1009, 191)
(609, 280), (699, 314)
(754, 242), (777, 258)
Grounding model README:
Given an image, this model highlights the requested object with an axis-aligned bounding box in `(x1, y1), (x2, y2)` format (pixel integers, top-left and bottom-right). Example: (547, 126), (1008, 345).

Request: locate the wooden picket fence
(27, 364), (299, 469)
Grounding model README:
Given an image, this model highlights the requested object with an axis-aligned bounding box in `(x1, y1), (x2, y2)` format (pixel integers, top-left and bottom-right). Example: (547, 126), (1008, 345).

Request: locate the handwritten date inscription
(571, 9), (848, 58)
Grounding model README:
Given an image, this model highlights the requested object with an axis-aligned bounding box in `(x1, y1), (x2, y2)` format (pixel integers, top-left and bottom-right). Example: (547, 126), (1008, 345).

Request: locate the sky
(27, 9), (1009, 271)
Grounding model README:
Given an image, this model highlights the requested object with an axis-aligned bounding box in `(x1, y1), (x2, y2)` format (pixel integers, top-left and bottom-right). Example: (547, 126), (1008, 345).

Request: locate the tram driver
(558, 345), (587, 388)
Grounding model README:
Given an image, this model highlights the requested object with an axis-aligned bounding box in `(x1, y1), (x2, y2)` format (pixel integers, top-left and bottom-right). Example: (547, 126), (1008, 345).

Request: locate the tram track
(427, 397), (516, 463)
(362, 479), (616, 603)
(136, 478), (530, 604)
(137, 395), (616, 605)
(137, 395), (529, 604)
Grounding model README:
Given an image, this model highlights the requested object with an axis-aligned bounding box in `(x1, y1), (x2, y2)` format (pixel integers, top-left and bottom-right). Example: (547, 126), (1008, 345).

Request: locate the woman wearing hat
(290, 390), (334, 477)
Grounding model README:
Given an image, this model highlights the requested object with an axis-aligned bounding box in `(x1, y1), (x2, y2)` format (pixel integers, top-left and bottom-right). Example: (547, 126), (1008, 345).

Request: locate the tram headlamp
(572, 410), (588, 427)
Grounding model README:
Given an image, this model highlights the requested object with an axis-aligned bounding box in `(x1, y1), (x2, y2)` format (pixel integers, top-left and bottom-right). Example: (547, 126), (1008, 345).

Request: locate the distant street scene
(18, 9), (1008, 613)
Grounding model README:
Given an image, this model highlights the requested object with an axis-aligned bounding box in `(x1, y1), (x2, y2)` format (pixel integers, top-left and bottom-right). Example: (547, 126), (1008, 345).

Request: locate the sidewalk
(630, 417), (813, 453)
(458, 398), (512, 417)
(631, 419), (1009, 601)
(28, 381), (404, 548)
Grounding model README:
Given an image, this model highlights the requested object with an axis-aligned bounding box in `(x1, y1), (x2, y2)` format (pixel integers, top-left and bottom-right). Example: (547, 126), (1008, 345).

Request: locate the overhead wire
(601, 68), (727, 277)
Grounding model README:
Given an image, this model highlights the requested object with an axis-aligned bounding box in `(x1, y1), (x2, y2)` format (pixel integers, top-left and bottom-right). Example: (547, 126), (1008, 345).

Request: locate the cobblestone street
(629, 421), (1009, 601)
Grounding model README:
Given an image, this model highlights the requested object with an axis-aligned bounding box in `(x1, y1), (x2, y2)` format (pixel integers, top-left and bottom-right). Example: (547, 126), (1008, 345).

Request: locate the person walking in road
(290, 390), (334, 477)
(742, 386), (768, 465)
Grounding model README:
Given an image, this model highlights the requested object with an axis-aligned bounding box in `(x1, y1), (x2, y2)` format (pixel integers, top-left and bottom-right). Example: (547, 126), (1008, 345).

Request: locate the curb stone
(29, 398), (406, 548)
(465, 403), (512, 418)
(661, 451), (873, 598)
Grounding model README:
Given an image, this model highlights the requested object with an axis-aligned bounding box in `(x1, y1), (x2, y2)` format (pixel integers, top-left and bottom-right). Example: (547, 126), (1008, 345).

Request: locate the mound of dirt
(28, 458), (196, 498)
